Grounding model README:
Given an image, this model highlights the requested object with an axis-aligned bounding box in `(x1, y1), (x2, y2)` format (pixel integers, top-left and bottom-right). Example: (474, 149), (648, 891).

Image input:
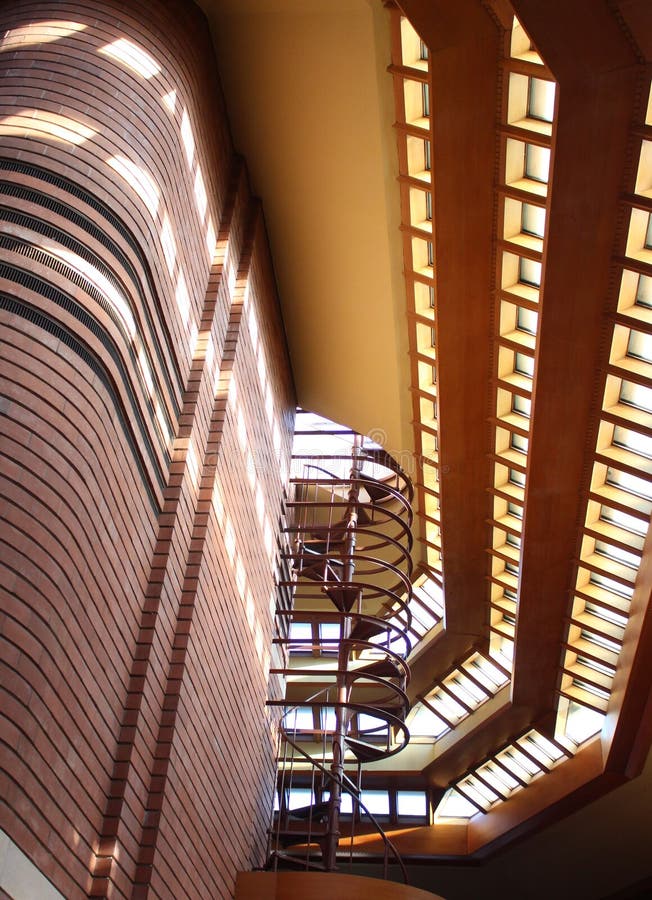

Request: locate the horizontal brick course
(1, 1), (295, 898)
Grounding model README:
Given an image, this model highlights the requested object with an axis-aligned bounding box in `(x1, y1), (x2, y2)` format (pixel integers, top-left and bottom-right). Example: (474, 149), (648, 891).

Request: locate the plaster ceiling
(196, 0), (414, 462)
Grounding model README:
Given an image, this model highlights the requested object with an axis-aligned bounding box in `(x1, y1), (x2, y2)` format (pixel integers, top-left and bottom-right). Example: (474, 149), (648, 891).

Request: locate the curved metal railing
(268, 689), (410, 882)
(267, 433), (414, 877)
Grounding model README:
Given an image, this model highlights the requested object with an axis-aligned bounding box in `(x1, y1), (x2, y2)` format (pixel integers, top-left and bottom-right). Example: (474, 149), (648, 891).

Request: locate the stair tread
(344, 736), (389, 762)
(269, 851), (327, 871)
(325, 585), (359, 612)
(359, 473), (392, 502)
(274, 827), (327, 837)
(349, 620), (386, 642)
(271, 828), (327, 849)
(354, 658), (403, 679)
(287, 800), (330, 820)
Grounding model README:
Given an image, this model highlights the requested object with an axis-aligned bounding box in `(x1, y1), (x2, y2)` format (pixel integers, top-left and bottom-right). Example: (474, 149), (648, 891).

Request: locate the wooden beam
(398, 0), (501, 700)
(509, 0), (640, 717)
(510, 0), (637, 78)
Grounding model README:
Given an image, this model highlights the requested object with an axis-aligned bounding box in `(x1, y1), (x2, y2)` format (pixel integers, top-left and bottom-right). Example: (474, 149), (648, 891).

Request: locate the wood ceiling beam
(511, 0), (638, 78)
(397, 1), (651, 798)
(397, 0), (500, 700)
(508, 0), (641, 718)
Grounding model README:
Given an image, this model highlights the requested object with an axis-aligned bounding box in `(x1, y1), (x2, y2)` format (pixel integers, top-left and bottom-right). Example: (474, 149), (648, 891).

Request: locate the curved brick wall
(0, 2), (295, 898)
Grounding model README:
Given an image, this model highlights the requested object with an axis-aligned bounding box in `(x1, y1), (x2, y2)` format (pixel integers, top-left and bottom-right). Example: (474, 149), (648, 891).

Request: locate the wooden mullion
(491, 754), (528, 789)
(453, 783), (487, 815)
(473, 768), (508, 802)
(558, 687), (608, 716)
(500, 56), (554, 81)
(514, 739), (550, 773)
(438, 679), (474, 715)
(458, 663), (494, 698)
(498, 122), (552, 148)
(417, 693), (456, 732)
(387, 62), (429, 83)
(476, 649), (512, 681)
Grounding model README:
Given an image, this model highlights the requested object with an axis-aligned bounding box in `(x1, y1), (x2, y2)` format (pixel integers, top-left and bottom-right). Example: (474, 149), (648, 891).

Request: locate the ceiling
(197, 0), (414, 461)
(193, 0), (652, 891)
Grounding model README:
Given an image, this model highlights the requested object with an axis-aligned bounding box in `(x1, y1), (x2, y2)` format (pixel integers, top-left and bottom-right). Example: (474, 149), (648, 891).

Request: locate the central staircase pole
(324, 434), (363, 869)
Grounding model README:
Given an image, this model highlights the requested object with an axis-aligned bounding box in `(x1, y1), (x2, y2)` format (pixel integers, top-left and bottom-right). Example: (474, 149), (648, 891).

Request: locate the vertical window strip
(557, 77), (652, 746)
(435, 729), (566, 819)
(489, 18), (556, 668)
(391, 14), (441, 577)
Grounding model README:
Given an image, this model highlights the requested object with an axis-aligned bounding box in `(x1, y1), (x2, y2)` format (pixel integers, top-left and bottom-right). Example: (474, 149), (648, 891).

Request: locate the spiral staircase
(267, 419), (415, 879)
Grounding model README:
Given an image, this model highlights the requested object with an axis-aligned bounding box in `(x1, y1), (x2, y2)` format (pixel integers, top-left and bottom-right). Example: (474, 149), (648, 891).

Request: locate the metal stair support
(267, 420), (415, 881)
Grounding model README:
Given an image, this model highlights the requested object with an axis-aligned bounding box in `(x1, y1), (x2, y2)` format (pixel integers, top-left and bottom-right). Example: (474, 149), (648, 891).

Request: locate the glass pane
(436, 789), (476, 819)
(521, 203), (546, 237)
(581, 628), (622, 652)
(564, 702), (604, 745)
(577, 654), (615, 676)
(515, 352), (534, 377)
(620, 380), (652, 412)
(289, 707), (315, 731)
(635, 274), (652, 308)
(358, 713), (386, 734)
(528, 78), (556, 121)
(525, 731), (564, 762)
(319, 622), (340, 642)
(612, 425), (652, 459)
(452, 673), (486, 704)
(497, 749), (534, 782)
(409, 704), (448, 737)
(503, 746), (540, 776)
(288, 788), (314, 810)
(459, 779), (493, 808)
(321, 707), (336, 730)
(584, 601), (628, 627)
(397, 791), (428, 817)
(431, 690), (466, 719)
(290, 622), (312, 641)
(510, 432), (529, 453)
(525, 144), (550, 182)
(627, 329), (652, 362)
(600, 505), (646, 535)
(590, 571), (634, 599)
(517, 306), (538, 333)
(360, 790), (390, 815)
(595, 542), (640, 569)
(463, 779), (497, 806)
(606, 466), (652, 500)
(483, 761), (518, 791)
(408, 599), (438, 632)
(519, 257), (542, 286)
(422, 82), (430, 116)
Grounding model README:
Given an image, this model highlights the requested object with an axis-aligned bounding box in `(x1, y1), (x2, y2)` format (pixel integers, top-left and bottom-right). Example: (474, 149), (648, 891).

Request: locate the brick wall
(0, 2), (295, 897)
